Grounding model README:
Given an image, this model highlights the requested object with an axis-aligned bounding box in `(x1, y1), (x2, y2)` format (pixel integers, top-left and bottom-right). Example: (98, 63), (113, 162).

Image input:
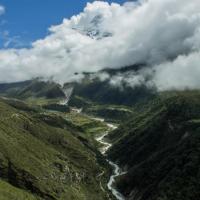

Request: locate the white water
(107, 161), (126, 200)
(96, 122), (126, 200)
(96, 132), (112, 154)
(60, 87), (73, 105)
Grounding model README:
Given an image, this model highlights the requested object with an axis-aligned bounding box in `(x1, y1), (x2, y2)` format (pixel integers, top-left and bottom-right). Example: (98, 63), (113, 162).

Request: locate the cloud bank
(0, 0), (200, 90)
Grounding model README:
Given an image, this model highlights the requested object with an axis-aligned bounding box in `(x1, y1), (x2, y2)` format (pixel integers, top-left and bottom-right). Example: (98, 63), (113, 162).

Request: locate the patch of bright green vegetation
(26, 97), (60, 106)
(64, 112), (109, 139)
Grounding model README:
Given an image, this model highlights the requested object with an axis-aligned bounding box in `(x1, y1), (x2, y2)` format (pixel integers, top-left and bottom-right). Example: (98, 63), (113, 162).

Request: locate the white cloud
(0, 5), (5, 15)
(0, 0), (200, 91)
(153, 51), (200, 91)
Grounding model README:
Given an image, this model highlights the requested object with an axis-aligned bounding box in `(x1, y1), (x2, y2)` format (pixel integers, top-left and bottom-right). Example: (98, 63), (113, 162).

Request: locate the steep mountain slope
(0, 98), (110, 200)
(69, 78), (154, 106)
(67, 65), (155, 108)
(0, 80), (31, 94)
(0, 79), (65, 99)
(107, 91), (200, 200)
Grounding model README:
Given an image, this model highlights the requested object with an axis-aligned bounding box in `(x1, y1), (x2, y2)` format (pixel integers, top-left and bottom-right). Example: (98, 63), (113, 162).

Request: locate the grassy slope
(0, 180), (40, 200)
(107, 91), (200, 200)
(62, 112), (110, 151)
(0, 99), (110, 200)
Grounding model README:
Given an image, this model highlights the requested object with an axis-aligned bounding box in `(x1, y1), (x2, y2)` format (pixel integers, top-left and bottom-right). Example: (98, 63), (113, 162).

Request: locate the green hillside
(0, 180), (40, 200)
(107, 91), (200, 200)
(0, 79), (65, 99)
(0, 98), (110, 200)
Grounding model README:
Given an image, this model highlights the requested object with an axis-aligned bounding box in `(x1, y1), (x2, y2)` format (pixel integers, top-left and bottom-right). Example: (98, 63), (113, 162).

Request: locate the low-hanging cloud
(0, 0), (200, 91)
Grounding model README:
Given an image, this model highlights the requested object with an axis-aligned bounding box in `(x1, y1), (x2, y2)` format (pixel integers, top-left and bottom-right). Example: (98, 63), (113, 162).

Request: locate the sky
(0, 0), (200, 91)
(0, 0), (128, 48)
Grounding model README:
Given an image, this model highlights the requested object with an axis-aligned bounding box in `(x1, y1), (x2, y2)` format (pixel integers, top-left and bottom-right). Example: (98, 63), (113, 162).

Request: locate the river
(59, 96), (125, 199)
(96, 121), (126, 200)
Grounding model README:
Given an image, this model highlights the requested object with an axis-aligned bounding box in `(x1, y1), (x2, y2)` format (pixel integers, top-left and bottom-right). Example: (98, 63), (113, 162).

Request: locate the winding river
(60, 94), (125, 200)
(96, 121), (126, 200)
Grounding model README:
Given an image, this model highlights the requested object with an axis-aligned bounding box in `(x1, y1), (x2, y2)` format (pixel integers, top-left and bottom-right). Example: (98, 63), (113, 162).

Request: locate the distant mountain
(67, 65), (155, 107)
(0, 79), (65, 99)
(100, 64), (147, 75)
(107, 91), (200, 200)
(70, 79), (154, 106)
(0, 80), (31, 94)
(72, 14), (112, 40)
